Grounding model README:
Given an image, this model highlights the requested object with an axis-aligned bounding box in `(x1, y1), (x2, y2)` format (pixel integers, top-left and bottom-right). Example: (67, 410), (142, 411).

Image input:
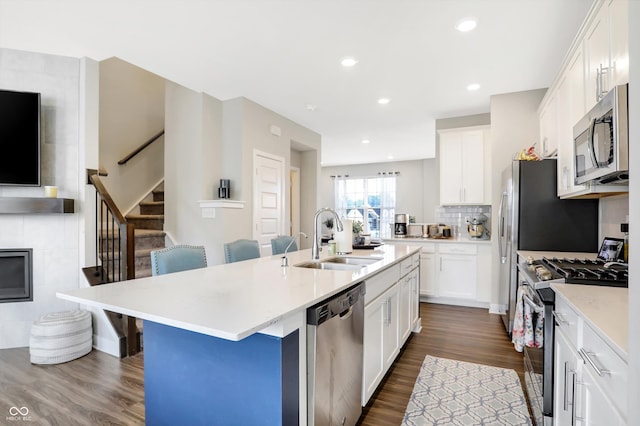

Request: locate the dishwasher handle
(307, 282), (365, 326)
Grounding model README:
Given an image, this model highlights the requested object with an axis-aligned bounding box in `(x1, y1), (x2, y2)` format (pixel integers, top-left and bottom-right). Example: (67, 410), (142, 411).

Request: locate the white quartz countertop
(517, 250), (598, 260)
(551, 283), (628, 361)
(385, 236), (491, 244)
(58, 244), (421, 342)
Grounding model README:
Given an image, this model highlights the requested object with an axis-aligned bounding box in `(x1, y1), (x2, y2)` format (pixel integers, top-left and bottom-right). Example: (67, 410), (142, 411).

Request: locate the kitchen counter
(551, 283), (628, 361)
(57, 244), (421, 425)
(385, 236), (491, 244)
(58, 244), (420, 341)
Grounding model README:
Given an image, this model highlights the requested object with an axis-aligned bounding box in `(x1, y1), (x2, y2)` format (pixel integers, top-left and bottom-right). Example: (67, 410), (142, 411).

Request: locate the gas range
(518, 256), (629, 289)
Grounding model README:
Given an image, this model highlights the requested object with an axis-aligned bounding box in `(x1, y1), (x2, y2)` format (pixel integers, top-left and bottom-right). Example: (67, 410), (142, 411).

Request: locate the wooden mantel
(0, 197), (75, 214)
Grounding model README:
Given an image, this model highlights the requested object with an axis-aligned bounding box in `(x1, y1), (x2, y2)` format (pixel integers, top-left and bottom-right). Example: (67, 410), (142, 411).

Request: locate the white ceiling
(0, 0), (594, 166)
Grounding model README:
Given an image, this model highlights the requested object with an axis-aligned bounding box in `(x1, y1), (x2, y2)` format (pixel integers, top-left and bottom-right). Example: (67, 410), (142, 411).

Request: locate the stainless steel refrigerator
(498, 159), (599, 334)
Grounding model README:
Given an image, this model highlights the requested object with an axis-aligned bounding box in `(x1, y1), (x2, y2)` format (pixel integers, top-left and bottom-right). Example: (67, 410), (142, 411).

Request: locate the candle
(44, 186), (58, 198)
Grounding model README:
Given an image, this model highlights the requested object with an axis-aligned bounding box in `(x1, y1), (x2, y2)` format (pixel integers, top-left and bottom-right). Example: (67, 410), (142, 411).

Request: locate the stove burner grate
(541, 257), (628, 288)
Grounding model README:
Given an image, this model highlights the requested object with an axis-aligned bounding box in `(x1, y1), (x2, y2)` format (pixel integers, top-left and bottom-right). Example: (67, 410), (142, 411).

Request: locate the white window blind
(334, 175), (396, 239)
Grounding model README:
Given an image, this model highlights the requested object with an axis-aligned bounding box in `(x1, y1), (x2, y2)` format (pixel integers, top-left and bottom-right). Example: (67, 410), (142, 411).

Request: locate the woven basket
(30, 310), (92, 365)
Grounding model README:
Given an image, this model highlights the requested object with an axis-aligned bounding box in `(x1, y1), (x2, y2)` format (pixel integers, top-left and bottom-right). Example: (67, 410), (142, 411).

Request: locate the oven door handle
(552, 310), (569, 326)
(522, 293), (544, 313)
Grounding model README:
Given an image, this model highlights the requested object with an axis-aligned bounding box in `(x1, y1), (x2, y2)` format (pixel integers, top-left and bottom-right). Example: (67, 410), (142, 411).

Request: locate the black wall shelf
(0, 197), (75, 214)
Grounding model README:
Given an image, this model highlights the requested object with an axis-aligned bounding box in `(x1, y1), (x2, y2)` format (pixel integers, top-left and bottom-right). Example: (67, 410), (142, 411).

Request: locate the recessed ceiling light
(341, 57), (358, 67)
(466, 83), (480, 91)
(387, 155), (394, 160)
(377, 98), (390, 105)
(362, 139), (371, 144)
(305, 104), (317, 111)
(456, 17), (478, 32)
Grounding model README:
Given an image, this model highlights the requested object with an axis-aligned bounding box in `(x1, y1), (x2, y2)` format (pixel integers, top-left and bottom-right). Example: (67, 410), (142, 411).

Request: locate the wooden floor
(0, 303), (526, 425)
(358, 302), (528, 425)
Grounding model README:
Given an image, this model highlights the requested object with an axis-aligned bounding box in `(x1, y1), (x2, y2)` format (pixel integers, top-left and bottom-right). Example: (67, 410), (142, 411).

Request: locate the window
(334, 175), (396, 239)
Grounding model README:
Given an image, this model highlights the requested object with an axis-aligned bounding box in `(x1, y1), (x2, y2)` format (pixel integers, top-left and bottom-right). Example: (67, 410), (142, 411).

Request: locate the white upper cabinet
(585, 0), (629, 110)
(609, 0), (629, 87)
(584, 4), (611, 109)
(557, 49), (591, 197)
(539, 0), (628, 199)
(438, 127), (490, 205)
(539, 92), (558, 158)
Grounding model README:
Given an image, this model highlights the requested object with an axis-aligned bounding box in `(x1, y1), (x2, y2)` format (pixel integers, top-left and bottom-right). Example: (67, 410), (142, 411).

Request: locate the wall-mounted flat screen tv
(0, 89), (41, 186)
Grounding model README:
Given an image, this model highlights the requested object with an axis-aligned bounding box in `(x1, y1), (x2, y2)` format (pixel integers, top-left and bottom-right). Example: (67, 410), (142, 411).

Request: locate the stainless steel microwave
(574, 84), (628, 185)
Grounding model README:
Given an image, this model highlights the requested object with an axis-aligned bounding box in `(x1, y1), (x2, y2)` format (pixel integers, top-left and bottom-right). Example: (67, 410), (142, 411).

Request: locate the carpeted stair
(129, 187), (165, 278)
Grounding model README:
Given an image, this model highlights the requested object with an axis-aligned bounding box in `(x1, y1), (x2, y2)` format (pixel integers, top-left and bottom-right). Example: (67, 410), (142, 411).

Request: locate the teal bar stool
(224, 239), (260, 263)
(150, 245), (208, 276)
(271, 236), (297, 255)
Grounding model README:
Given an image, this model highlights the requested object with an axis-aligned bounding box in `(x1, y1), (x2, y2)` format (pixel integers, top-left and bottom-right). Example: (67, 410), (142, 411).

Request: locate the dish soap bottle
(621, 223), (629, 263)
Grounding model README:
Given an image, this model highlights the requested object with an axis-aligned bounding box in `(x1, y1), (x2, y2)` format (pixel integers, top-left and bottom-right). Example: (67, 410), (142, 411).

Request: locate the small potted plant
(352, 220), (365, 245)
(323, 218), (334, 236)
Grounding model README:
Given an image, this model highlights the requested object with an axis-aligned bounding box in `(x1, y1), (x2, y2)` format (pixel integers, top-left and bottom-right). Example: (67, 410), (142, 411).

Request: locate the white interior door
(290, 166), (300, 237)
(253, 151), (285, 256)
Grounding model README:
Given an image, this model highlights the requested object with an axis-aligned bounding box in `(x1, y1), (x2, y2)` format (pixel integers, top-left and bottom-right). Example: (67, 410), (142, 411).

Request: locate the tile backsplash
(434, 205), (492, 238)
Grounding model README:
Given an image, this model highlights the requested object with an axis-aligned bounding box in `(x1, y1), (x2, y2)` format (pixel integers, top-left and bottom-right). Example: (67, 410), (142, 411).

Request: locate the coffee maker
(394, 214), (409, 238)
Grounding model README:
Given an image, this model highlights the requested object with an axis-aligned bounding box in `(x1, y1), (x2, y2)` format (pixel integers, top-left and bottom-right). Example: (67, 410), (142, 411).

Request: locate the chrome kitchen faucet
(312, 208), (343, 260)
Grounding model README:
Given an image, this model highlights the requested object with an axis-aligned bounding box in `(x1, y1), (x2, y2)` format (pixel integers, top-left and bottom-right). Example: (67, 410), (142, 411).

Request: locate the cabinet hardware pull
(563, 362), (569, 411)
(387, 298), (392, 326)
(579, 348), (611, 376)
(382, 300), (388, 325)
(498, 191), (507, 263)
(596, 66), (601, 102)
(552, 311), (569, 326)
(570, 369), (577, 426)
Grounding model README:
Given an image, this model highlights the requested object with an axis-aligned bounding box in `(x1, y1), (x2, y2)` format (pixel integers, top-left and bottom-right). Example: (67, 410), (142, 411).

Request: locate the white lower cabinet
(363, 287), (388, 403)
(403, 240), (490, 307)
(363, 282), (399, 404)
(580, 363), (624, 425)
(554, 329), (625, 426)
(362, 254), (420, 406)
(553, 291), (627, 425)
(554, 329), (582, 426)
(399, 267), (420, 342)
(437, 253), (477, 299)
(419, 252), (436, 296)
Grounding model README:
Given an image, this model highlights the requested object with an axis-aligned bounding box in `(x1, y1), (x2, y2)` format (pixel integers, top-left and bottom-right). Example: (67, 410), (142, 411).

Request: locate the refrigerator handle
(498, 190), (507, 263)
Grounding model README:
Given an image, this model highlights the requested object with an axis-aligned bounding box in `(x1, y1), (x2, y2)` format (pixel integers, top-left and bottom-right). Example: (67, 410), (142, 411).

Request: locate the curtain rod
(330, 171), (400, 178)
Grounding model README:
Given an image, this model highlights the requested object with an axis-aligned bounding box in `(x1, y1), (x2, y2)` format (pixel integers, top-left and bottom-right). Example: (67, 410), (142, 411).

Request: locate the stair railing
(87, 170), (140, 356)
(118, 130), (164, 166)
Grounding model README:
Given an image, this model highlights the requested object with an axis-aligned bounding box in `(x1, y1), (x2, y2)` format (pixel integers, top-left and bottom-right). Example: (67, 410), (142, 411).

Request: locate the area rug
(402, 355), (532, 425)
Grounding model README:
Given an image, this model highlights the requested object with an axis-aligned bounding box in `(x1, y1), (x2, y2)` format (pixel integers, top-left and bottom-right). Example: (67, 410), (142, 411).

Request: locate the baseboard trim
(419, 296), (490, 310)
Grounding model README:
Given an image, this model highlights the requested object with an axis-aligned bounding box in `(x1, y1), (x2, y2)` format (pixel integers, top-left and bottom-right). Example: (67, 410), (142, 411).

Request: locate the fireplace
(0, 249), (33, 303)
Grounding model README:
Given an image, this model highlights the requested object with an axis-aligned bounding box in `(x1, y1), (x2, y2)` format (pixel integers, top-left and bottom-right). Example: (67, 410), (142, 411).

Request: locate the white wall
(99, 58), (165, 213)
(489, 88), (547, 305)
(627, 0), (639, 419)
(164, 82), (226, 264)
(165, 92), (321, 262)
(0, 48), (83, 348)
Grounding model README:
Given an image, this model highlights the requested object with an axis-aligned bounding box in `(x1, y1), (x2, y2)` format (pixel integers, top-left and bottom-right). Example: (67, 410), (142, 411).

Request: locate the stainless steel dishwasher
(307, 282), (365, 426)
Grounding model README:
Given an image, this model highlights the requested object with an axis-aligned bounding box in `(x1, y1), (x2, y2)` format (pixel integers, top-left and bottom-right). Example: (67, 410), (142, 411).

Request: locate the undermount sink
(294, 261), (364, 271)
(322, 256), (383, 266)
(294, 256), (383, 271)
